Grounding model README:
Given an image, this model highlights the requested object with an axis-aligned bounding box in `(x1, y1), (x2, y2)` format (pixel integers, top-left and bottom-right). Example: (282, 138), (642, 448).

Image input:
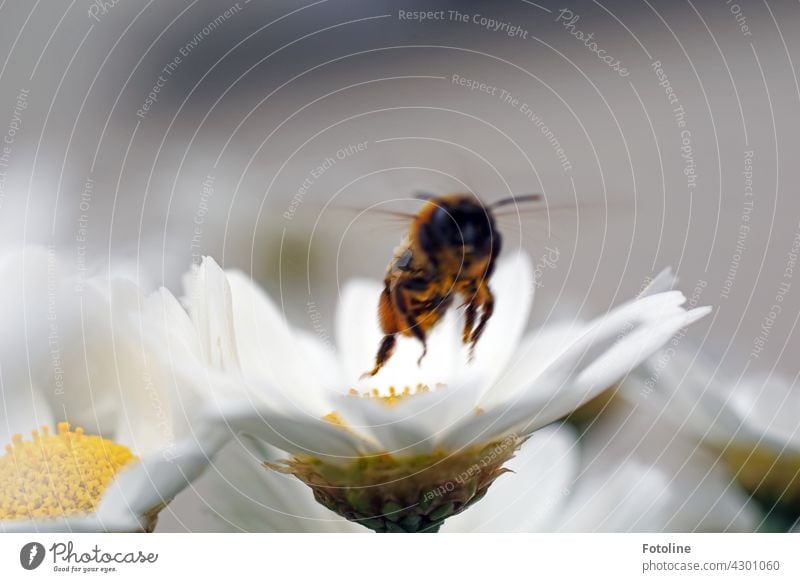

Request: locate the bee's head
(427, 195), (498, 255)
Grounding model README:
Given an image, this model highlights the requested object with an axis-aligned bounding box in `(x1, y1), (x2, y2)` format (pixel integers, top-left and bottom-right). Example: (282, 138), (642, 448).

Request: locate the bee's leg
(463, 300), (477, 344)
(461, 282), (479, 344)
(415, 337), (428, 367)
(362, 334), (396, 378)
(362, 286), (400, 378)
(394, 280), (429, 367)
(468, 283), (494, 360)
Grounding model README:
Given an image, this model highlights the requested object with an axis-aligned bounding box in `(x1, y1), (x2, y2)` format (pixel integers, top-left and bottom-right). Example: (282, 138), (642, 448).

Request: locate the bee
(363, 192), (541, 377)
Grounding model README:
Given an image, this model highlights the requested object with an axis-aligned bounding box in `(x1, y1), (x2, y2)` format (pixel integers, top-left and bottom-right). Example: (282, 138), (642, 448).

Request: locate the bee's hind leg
(416, 339), (428, 367)
(402, 315), (428, 368)
(392, 281), (431, 368)
(468, 284), (495, 360)
(462, 297), (478, 345)
(362, 334), (396, 379)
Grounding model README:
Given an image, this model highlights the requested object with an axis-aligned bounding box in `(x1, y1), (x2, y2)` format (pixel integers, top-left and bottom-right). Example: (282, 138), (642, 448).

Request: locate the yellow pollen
(0, 422), (136, 521)
(347, 384), (434, 407)
(322, 411), (347, 427)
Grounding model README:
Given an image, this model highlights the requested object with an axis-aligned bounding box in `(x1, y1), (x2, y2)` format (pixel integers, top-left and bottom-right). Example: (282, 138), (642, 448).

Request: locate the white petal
(100, 280), (181, 457)
(469, 252), (534, 384)
(136, 286), (230, 453)
(190, 439), (362, 532)
(333, 380), (483, 455)
(639, 268), (676, 296)
(0, 248), (120, 437)
(143, 286), (308, 450)
(436, 382), (559, 450)
(442, 424), (578, 532)
(181, 257), (240, 371)
(336, 278), (384, 381)
(0, 380), (54, 447)
(512, 310), (708, 436)
(439, 295), (711, 447)
(1, 515), (129, 533)
(224, 406), (375, 459)
(573, 307), (712, 394)
(543, 291), (694, 386)
(0, 248), (55, 440)
(294, 330), (345, 390)
(482, 322), (584, 407)
(97, 420), (230, 527)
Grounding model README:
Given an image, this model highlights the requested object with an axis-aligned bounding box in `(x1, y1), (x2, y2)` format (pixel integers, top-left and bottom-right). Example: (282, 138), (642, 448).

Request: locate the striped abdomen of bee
(363, 194), (501, 378)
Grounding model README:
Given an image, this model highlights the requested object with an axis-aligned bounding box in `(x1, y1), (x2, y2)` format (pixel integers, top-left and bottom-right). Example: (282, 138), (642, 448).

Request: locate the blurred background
(0, 0), (798, 530)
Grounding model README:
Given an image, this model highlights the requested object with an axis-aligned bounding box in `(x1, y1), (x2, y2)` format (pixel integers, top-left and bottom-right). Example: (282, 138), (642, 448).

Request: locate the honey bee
(363, 192), (541, 377)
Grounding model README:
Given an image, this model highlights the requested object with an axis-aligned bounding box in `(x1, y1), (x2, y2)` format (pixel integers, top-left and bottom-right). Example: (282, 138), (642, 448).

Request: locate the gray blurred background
(1, 0), (798, 529)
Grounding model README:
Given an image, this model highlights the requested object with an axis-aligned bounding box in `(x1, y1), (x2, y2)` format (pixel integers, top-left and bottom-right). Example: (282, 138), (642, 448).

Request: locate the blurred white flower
(620, 344), (800, 518)
(557, 400), (760, 532)
(159, 253), (709, 531)
(0, 247), (229, 532)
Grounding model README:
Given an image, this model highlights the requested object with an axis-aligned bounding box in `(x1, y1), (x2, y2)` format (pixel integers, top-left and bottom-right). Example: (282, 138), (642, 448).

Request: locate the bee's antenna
(489, 194), (543, 209)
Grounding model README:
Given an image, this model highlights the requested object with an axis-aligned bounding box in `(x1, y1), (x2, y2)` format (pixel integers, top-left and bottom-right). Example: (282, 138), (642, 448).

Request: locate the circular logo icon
(19, 542), (46, 570)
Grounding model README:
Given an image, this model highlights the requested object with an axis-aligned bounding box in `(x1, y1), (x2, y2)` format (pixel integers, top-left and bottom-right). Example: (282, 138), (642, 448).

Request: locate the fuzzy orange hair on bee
(363, 192), (541, 377)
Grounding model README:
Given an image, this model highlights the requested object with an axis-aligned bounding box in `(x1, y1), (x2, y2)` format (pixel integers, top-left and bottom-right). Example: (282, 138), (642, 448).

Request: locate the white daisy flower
(0, 247), (229, 532)
(621, 343), (800, 517)
(192, 424), (577, 533)
(189, 400), (759, 532)
(161, 253), (710, 532)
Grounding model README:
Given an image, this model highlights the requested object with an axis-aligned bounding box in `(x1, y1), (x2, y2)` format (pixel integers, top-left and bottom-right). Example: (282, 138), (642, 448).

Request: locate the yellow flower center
(0, 422), (136, 521)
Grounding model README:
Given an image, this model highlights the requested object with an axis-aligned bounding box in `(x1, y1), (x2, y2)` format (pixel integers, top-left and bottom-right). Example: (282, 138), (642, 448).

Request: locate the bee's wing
(328, 205), (417, 221)
(316, 205), (416, 239)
